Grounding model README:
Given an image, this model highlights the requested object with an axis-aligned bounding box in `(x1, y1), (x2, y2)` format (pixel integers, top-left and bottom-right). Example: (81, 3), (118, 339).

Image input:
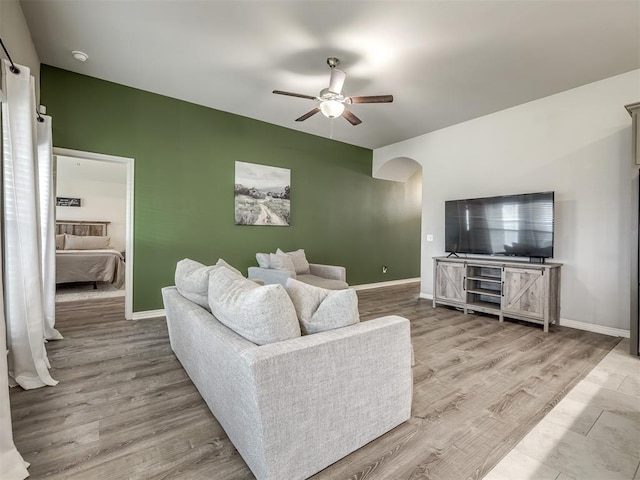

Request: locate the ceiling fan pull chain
(329, 118), (334, 139)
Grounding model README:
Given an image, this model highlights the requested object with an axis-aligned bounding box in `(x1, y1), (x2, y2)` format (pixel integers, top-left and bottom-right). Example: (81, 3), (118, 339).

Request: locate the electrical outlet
(382, 266), (388, 274)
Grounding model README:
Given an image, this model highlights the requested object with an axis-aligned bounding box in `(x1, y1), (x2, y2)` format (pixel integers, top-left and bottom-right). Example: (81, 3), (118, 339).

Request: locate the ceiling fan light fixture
(319, 99), (345, 119)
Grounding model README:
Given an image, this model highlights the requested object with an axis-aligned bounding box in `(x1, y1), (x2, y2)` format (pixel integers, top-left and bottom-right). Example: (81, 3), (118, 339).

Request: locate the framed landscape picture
(234, 161), (290, 226)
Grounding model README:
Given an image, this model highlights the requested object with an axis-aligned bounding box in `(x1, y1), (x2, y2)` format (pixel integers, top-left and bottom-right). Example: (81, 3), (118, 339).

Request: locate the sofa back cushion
(175, 259), (215, 311)
(208, 267), (301, 345)
(276, 248), (310, 275)
(285, 278), (360, 335)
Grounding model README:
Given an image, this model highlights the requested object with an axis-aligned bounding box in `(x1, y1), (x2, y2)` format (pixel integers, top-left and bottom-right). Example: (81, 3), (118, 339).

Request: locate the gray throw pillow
(256, 252), (270, 268)
(208, 267), (301, 345)
(269, 252), (296, 274)
(276, 248), (311, 275)
(175, 258), (218, 310)
(285, 278), (360, 335)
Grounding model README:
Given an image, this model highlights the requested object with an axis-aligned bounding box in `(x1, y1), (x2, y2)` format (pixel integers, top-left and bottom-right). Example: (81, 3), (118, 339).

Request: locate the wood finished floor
(10, 284), (620, 479)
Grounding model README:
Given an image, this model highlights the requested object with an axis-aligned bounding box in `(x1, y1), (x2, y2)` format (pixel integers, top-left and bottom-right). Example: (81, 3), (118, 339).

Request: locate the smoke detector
(71, 50), (88, 62)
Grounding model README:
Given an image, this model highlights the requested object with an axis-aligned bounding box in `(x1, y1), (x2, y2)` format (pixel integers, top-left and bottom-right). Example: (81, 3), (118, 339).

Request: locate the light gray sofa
(162, 286), (413, 480)
(248, 263), (348, 289)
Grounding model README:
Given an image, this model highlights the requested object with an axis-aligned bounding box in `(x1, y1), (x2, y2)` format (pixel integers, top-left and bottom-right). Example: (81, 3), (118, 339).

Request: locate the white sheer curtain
(0, 230), (29, 479)
(2, 58), (58, 389)
(37, 116), (61, 340)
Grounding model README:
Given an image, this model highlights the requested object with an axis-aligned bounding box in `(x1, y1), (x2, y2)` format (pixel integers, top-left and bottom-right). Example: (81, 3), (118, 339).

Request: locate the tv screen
(445, 192), (554, 258)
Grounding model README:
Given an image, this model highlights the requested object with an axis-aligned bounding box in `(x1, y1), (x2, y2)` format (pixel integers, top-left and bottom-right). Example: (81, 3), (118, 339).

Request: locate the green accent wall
(41, 65), (421, 312)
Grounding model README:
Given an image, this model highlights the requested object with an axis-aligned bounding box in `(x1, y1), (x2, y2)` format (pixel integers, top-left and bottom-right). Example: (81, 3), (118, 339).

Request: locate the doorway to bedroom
(53, 149), (134, 320)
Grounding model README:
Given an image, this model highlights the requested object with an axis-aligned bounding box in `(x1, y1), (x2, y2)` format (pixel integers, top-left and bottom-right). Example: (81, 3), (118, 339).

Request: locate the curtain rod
(0, 38), (19, 74)
(0, 37), (44, 122)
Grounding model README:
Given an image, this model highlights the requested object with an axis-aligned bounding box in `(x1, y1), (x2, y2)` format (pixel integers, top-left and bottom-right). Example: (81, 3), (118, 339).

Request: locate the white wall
(0, 0), (40, 99)
(374, 69), (640, 332)
(56, 156), (127, 252)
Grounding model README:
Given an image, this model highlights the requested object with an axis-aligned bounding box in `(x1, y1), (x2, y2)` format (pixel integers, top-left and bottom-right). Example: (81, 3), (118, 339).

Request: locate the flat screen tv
(445, 192), (554, 259)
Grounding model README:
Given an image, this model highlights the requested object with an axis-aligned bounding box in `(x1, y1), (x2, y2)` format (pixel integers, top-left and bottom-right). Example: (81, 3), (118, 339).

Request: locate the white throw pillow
(285, 278), (360, 335)
(276, 248), (310, 275)
(256, 252), (270, 269)
(208, 267), (301, 345)
(64, 234), (111, 250)
(55, 234), (65, 250)
(269, 252), (296, 274)
(175, 259), (218, 310)
(216, 258), (243, 277)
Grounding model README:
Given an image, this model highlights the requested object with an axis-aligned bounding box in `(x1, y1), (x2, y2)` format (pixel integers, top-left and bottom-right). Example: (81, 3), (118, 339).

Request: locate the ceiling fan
(273, 57), (393, 126)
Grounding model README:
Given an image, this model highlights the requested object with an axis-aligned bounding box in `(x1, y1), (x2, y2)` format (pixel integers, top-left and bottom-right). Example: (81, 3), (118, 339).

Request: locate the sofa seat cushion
(297, 274), (349, 290)
(208, 267), (301, 345)
(285, 278), (359, 334)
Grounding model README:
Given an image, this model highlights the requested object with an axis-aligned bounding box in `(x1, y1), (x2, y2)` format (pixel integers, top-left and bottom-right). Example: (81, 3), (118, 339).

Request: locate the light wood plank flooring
(10, 283), (620, 479)
(485, 337), (640, 480)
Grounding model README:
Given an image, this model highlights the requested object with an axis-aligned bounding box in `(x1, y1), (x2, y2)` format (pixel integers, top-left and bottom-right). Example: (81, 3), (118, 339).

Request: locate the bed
(56, 221), (125, 289)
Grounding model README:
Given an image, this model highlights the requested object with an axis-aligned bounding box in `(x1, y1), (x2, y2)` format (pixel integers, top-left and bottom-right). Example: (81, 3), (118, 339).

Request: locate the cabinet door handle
(501, 282), (504, 296)
(463, 276), (466, 291)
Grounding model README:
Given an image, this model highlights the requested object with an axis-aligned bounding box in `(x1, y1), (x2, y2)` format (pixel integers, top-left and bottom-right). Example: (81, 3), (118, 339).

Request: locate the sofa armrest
(247, 266), (295, 287)
(241, 316), (412, 479)
(308, 263), (346, 282)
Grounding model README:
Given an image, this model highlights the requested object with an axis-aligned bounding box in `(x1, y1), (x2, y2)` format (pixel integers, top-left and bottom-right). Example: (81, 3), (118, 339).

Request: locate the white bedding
(56, 249), (125, 288)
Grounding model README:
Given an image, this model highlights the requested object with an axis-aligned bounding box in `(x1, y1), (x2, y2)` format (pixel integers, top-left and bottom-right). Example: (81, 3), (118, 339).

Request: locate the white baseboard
(130, 299), (629, 340)
(425, 298), (629, 337)
(132, 309), (165, 321)
(351, 278), (420, 291)
(559, 318), (630, 338)
(132, 280), (421, 318)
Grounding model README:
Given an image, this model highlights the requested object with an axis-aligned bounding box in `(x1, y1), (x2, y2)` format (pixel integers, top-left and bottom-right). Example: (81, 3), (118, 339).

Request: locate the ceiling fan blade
(342, 108), (362, 126)
(295, 108), (320, 122)
(273, 90), (317, 100)
(328, 69), (346, 94)
(347, 95), (394, 104)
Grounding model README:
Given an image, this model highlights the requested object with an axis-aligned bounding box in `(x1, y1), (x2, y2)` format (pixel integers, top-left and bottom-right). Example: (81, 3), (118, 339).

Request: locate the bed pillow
(269, 252), (296, 274)
(285, 278), (360, 335)
(55, 234), (65, 250)
(276, 248), (310, 275)
(215, 258), (243, 277)
(175, 259), (219, 310)
(64, 234), (111, 250)
(208, 267), (300, 345)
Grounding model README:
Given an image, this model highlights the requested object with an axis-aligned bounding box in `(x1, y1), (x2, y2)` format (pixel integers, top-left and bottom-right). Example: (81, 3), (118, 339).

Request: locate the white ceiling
(20, 0), (640, 150)
(57, 155), (127, 185)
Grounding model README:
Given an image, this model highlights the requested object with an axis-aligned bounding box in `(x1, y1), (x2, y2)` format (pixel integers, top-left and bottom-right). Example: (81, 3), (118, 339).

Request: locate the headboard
(56, 220), (110, 237)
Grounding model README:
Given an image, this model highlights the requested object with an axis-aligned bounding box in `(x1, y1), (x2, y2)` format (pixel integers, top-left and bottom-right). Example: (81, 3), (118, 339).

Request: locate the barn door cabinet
(433, 257), (562, 332)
